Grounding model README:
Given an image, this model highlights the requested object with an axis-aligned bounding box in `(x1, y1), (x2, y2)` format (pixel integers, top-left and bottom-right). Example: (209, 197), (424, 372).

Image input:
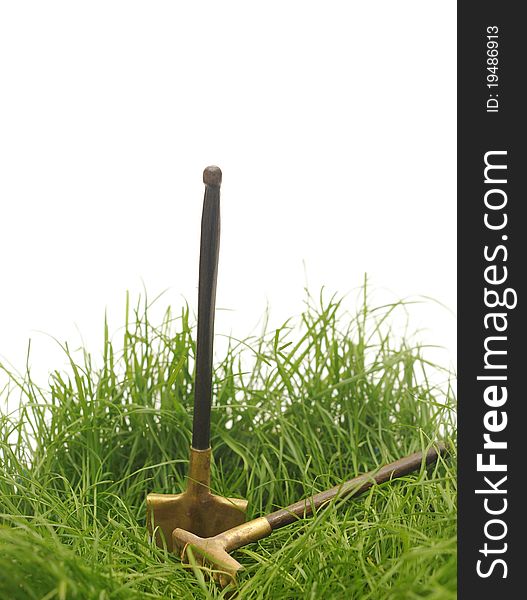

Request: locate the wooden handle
(266, 443), (447, 529)
(192, 166), (222, 450)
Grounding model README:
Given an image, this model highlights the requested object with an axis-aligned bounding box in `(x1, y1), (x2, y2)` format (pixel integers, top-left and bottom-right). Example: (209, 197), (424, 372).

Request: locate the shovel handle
(192, 166), (222, 450)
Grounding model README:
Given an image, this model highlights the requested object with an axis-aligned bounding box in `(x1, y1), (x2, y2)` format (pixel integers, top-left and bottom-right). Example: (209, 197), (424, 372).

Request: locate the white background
(0, 2), (456, 390)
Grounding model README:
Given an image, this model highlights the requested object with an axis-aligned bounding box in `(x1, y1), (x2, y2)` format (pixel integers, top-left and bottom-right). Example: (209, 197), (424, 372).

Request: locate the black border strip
(458, 2), (523, 597)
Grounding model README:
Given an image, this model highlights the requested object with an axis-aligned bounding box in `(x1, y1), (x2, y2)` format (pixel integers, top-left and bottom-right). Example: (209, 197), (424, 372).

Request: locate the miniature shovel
(147, 166), (247, 550)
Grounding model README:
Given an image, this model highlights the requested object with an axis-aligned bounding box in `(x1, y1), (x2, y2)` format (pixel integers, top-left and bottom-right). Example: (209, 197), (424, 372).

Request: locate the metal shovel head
(146, 448), (247, 551)
(147, 490), (248, 551)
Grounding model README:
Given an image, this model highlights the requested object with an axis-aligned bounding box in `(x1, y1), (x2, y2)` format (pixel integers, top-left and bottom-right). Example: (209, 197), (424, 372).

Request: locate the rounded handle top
(203, 166), (222, 187)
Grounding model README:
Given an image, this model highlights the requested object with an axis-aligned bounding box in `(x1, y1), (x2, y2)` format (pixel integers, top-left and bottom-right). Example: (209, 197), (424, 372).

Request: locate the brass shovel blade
(147, 448), (248, 551)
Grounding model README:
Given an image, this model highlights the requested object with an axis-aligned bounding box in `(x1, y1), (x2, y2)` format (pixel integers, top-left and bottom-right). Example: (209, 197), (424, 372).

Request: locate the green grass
(0, 287), (456, 599)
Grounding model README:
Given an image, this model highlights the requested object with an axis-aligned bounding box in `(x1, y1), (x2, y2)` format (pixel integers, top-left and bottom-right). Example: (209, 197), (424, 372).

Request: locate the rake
(174, 443), (448, 587)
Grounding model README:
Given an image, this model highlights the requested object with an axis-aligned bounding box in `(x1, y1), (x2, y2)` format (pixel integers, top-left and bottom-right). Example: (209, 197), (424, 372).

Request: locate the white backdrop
(0, 2), (456, 389)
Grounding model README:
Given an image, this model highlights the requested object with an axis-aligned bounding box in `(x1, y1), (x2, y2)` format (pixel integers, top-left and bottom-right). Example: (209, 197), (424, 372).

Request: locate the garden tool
(173, 442), (448, 587)
(147, 166), (248, 550)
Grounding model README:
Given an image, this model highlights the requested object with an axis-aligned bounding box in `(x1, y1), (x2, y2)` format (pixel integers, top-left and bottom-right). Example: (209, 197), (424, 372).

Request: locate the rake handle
(265, 443), (447, 529)
(192, 166), (222, 450)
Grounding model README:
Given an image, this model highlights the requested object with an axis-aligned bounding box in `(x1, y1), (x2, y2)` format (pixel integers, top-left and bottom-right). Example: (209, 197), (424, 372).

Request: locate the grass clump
(0, 288), (456, 599)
